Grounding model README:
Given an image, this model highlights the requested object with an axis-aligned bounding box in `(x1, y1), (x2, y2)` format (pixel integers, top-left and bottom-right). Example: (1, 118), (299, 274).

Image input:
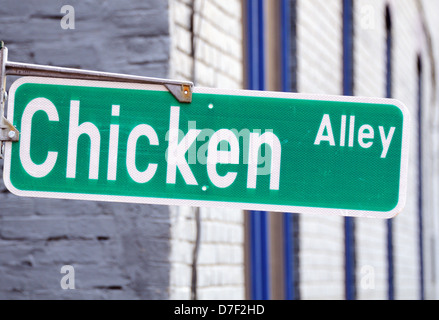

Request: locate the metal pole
(0, 44), (19, 158)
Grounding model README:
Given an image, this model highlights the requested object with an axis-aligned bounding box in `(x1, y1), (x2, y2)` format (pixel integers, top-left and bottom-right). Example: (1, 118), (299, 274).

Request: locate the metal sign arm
(0, 42), (193, 157)
(4, 61), (193, 103)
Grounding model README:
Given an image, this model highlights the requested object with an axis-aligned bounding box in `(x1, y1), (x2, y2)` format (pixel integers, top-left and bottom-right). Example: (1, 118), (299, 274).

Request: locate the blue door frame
(246, 0), (270, 300)
(280, 0), (299, 300)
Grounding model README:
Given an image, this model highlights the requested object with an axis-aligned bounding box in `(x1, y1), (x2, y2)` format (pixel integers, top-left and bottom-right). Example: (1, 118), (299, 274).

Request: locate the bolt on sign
(3, 77), (410, 218)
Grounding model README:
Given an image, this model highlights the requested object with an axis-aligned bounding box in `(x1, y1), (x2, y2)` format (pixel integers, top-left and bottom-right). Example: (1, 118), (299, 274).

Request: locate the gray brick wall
(0, 0), (172, 299)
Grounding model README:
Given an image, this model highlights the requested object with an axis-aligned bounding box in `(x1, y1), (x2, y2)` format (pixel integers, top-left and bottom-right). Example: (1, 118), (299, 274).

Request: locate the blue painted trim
(256, 0), (265, 91)
(385, 7), (395, 299)
(246, 0), (270, 300)
(246, 0), (265, 91)
(280, 0), (299, 300)
(283, 213), (293, 300)
(259, 211), (270, 300)
(386, 221), (394, 299)
(280, 0), (291, 93)
(342, 0), (354, 97)
(250, 211), (270, 299)
(280, 0), (292, 300)
(344, 217), (355, 300)
(342, 0), (356, 300)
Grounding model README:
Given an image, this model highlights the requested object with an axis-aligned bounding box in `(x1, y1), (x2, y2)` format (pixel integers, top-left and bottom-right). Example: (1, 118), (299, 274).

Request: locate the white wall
(167, 0), (438, 300)
(354, 0), (387, 300)
(297, 0), (345, 300)
(391, 0), (422, 300)
(297, 0), (427, 300)
(422, 0), (439, 300)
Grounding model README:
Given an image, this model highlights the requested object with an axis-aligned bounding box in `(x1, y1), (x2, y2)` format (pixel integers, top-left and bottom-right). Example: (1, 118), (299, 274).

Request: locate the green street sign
(3, 77), (409, 218)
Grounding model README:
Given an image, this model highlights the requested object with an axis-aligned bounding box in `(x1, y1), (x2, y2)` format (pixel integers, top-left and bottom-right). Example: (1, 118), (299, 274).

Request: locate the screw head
(8, 130), (15, 139)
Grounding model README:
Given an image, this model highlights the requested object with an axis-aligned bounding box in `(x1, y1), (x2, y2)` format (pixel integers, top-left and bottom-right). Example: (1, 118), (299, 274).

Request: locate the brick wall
(169, 0), (243, 88)
(391, 0), (421, 299)
(0, 0), (172, 299)
(353, 0), (387, 300)
(0, 0), (438, 301)
(296, 0), (345, 300)
(421, 0), (439, 299)
(295, 0), (435, 300)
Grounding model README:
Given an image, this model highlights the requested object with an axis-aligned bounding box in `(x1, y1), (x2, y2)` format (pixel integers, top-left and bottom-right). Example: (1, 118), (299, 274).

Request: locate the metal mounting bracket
(0, 41), (193, 158)
(0, 43), (19, 158)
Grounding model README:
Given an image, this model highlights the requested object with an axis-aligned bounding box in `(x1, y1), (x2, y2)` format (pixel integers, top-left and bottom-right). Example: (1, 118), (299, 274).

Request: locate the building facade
(0, 0), (438, 300)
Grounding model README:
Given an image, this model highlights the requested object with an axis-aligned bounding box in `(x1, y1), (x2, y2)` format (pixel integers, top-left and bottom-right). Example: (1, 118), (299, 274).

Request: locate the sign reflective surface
(3, 77), (410, 218)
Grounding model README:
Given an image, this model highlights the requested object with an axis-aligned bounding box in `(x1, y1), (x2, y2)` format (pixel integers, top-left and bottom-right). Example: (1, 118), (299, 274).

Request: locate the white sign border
(3, 77), (410, 219)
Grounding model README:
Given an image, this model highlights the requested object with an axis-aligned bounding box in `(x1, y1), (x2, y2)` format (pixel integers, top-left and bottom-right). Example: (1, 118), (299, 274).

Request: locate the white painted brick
(353, 0), (388, 300)
(168, 0), (436, 301)
(175, 24), (192, 55)
(169, 1), (245, 298)
(169, 0), (243, 89)
(173, 0), (192, 28)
